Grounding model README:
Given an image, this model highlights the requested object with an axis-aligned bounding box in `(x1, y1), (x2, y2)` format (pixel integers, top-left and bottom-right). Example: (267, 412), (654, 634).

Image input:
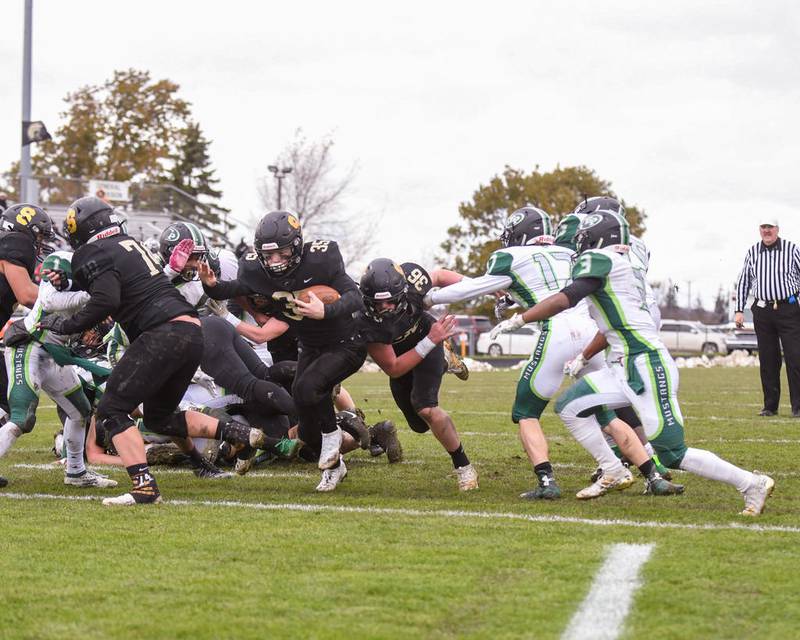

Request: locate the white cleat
(318, 427), (343, 470)
(454, 463), (479, 491)
(576, 467), (635, 500)
(315, 457), (347, 492)
(64, 469), (119, 488)
(741, 473), (775, 516)
(102, 492), (162, 506)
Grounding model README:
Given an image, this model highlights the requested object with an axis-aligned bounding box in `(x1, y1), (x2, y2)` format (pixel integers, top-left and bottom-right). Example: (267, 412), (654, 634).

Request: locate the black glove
(45, 268), (71, 292)
(3, 319), (32, 347)
(38, 314), (69, 334)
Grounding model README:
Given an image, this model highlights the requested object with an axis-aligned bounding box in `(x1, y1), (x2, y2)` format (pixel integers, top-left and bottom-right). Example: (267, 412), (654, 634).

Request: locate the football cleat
(519, 482), (561, 500)
(234, 454), (254, 476)
(576, 467), (634, 500)
(443, 340), (469, 381)
(369, 420), (403, 463)
(590, 466), (603, 483)
(454, 463), (479, 491)
(274, 437), (302, 460)
(315, 457), (347, 492)
(64, 469), (119, 488)
(643, 474), (685, 496)
(336, 409), (371, 450)
(318, 427), (343, 470)
(193, 457), (233, 480)
(102, 492), (162, 506)
(741, 473), (775, 516)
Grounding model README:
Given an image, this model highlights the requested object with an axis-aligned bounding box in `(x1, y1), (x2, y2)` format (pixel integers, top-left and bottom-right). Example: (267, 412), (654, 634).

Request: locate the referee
(735, 216), (800, 417)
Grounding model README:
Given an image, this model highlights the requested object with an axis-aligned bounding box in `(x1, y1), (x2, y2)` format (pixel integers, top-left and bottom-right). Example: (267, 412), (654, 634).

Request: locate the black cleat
(369, 420), (403, 463)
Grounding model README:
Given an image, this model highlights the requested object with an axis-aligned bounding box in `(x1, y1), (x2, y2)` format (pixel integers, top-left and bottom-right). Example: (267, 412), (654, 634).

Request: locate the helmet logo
(580, 213), (604, 229)
(287, 215), (300, 229)
(65, 208), (78, 234)
(507, 211), (526, 228)
(393, 263), (404, 276)
(165, 227), (181, 242)
(16, 206), (36, 226)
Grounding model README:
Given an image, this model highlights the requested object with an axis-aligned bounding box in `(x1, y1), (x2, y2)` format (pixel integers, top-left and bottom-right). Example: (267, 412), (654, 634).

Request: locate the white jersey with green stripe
(21, 251), (90, 346)
(571, 246), (665, 359)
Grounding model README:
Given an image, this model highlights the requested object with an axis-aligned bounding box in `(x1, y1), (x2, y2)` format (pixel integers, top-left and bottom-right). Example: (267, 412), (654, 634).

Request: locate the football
(296, 284), (341, 304)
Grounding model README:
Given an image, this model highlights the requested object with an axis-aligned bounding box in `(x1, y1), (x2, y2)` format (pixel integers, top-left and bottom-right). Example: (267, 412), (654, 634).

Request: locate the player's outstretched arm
(425, 272), (512, 308)
(0, 261), (38, 307)
(368, 315), (457, 378)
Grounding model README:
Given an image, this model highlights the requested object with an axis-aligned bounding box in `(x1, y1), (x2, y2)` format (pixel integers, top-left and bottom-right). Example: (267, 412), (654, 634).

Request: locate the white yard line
(562, 543), (655, 640)
(0, 491), (797, 534)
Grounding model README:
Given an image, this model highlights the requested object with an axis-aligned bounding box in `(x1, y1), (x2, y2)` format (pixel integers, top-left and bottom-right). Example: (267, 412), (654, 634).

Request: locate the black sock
(534, 461), (555, 486)
(448, 444), (469, 469)
(638, 459), (656, 479)
(125, 463), (160, 502)
(216, 419), (252, 446)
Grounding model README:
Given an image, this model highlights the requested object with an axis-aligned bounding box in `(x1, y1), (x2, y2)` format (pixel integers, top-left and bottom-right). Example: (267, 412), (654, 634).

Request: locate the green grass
(1, 367), (798, 639)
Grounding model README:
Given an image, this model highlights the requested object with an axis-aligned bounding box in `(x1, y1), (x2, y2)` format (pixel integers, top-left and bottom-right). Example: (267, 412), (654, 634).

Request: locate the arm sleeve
(321, 245), (363, 319)
(203, 278), (251, 300)
(430, 273), (513, 305)
(39, 282), (91, 313)
(562, 277), (604, 307)
(323, 287), (363, 319)
(735, 250), (753, 312)
(58, 271), (122, 334)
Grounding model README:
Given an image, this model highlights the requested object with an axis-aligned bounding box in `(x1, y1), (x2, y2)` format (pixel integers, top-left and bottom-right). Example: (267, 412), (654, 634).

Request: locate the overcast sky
(1, 1), (798, 309)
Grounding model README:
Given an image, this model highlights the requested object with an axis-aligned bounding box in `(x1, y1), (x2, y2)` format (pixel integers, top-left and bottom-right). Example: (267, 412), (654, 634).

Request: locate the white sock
(63, 417), (87, 476)
(679, 447), (754, 493)
(0, 423), (22, 458)
(563, 416), (625, 476)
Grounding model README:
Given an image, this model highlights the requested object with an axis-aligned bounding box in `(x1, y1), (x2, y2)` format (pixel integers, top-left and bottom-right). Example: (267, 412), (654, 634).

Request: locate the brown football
(296, 284), (341, 304)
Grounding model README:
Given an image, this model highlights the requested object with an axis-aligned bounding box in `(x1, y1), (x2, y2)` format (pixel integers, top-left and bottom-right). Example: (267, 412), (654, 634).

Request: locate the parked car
(452, 315), (493, 355)
(476, 324), (539, 356)
(724, 328), (758, 353)
(659, 320), (728, 356)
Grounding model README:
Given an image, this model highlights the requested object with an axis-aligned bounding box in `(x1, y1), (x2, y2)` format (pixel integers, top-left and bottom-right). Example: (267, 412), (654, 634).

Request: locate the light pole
(268, 165), (292, 209)
(20, 0), (33, 202)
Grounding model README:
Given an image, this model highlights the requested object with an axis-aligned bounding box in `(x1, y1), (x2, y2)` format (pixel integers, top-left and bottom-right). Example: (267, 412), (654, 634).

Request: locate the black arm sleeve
(323, 287), (364, 319)
(59, 270), (122, 334)
(203, 278), (251, 300)
(562, 277), (604, 308)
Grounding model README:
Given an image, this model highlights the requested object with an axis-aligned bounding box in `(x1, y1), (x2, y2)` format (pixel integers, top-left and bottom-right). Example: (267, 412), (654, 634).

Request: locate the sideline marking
(0, 492), (797, 534)
(562, 543), (654, 640)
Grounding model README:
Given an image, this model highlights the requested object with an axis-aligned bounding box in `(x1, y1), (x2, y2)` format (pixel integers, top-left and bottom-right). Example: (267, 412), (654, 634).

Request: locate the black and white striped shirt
(736, 238), (800, 310)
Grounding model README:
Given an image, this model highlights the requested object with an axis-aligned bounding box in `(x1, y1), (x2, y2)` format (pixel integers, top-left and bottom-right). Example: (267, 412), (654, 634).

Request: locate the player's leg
(0, 344), (41, 460)
(632, 350), (773, 515)
(752, 306), (781, 413)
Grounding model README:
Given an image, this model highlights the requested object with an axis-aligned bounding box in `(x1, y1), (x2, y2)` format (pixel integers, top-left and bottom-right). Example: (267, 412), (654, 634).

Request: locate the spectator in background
(735, 217), (800, 417)
(0, 193), (8, 212)
(95, 188), (110, 203)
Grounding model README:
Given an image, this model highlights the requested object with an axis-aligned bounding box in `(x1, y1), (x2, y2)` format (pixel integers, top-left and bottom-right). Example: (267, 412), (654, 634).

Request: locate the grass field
(1, 366), (798, 639)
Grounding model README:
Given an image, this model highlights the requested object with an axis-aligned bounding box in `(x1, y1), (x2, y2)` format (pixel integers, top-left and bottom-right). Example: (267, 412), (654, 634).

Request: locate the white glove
(206, 299), (240, 327)
(489, 313), (524, 340)
(494, 294), (515, 319)
(563, 354), (588, 378)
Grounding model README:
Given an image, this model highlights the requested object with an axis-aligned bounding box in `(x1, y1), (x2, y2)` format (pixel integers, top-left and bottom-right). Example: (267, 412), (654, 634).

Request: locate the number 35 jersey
(215, 240), (361, 348)
(72, 234), (196, 341)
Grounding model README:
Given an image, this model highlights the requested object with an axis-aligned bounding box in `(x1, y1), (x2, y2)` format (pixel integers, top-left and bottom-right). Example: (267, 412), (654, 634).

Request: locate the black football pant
(97, 320), (204, 437)
(752, 301), (800, 413)
(293, 338), (367, 454)
(200, 316), (296, 416)
(0, 350), (9, 415)
(389, 343), (446, 433)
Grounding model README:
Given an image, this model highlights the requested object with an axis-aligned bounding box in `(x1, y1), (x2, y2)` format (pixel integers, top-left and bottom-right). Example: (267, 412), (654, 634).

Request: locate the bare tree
(257, 129), (378, 265)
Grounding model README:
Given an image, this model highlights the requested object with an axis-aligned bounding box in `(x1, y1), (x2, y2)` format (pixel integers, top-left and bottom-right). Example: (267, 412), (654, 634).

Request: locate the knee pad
(65, 388), (93, 420)
(267, 361), (297, 385)
(98, 414), (137, 441)
(406, 412), (430, 434)
(146, 411), (188, 437)
(655, 444), (688, 469)
(17, 397), (39, 434)
(251, 380), (296, 416)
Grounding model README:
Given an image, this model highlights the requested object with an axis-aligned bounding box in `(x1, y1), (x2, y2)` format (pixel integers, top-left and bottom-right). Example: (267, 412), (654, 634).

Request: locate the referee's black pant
(752, 301), (800, 414)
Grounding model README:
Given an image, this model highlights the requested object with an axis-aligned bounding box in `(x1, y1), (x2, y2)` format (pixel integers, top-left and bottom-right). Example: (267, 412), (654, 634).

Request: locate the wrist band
(224, 312), (241, 328)
(414, 336), (436, 358)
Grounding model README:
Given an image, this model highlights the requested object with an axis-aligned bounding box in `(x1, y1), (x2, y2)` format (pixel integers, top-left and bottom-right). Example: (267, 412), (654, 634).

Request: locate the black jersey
(205, 240), (362, 348)
(357, 262), (435, 355)
(0, 231), (36, 326)
(71, 233), (197, 341)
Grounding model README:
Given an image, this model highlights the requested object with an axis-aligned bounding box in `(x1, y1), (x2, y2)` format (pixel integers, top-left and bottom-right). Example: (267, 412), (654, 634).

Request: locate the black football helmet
(500, 207), (553, 247)
(158, 221), (208, 281)
(63, 196), (126, 249)
(253, 211), (303, 278)
(360, 258), (408, 322)
(574, 210), (630, 255)
(573, 196), (625, 217)
(0, 203), (55, 254)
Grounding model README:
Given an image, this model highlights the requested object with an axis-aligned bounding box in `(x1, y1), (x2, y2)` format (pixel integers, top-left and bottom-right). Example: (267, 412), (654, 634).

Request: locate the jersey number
(532, 250), (573, 291)
(271, 291), (303, 321)
(406, 268), (429, 292)
(121, 239), (161, 276)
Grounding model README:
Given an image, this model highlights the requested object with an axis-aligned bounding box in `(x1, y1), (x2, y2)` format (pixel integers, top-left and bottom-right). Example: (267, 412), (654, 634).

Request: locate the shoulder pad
(0, 231), (36, 273)
(486, 250), (514, 276)
(304, 239), (341, 259)
(72, 243), (115, 285)
(401, 262), (433, 295)
(571, 250), (613, 280)
(41, 251), (74, 279)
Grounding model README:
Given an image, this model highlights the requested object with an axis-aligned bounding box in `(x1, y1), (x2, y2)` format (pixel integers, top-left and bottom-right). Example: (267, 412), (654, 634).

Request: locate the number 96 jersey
(72, 234), (196, 341)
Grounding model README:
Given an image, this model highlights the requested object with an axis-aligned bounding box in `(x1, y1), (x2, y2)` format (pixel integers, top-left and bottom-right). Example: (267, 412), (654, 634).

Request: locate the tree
(713, 286), (729, 323)
(257, 129), (376, 265)
(5, 69), (226, 230)
(664, 281), (679, 310)
(440, 165), (647, 313)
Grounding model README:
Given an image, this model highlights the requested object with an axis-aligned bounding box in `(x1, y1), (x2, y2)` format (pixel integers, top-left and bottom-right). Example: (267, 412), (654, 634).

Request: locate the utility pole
(268, 165), (293, 209)
(20, 0), (33, 202)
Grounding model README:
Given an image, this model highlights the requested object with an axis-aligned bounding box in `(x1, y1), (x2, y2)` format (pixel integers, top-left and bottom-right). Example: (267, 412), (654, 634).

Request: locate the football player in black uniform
(0, 204), (54, 488)
(200, 210), (366, 491)
(38, 196), (210, 505)
(357, 259), (478, 491)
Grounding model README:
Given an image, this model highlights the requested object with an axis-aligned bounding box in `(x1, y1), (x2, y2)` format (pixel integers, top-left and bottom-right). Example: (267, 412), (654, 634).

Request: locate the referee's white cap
(760, 216), (779, 227)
